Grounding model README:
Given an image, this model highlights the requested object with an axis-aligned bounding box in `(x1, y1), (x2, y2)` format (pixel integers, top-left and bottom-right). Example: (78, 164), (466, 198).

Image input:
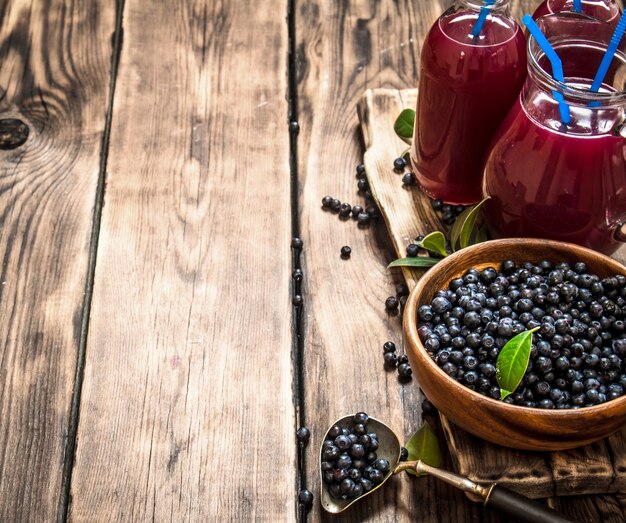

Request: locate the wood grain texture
(296, 1), (510, 521)
(0, 1), (115, 521)
(68, 1), (294, 520)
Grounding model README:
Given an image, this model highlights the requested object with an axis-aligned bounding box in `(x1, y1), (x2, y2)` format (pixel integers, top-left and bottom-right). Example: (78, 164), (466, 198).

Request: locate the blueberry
(396, 283), (409, 297)
(323, 445), (340, 461)
(479, 362), (496, 378)
(369, 469), (384, 484)
(463, 311), (481, 328)
(418, 305), (434, 322)
(296, 427), (311, 444)
(357, 212), (370, 226)
(406, 243), (420, 257)
(374, 459), (390, 473)
(539, 399), (555, 409)
(298, 489), (314, 507)
(464, 371), (479, 385)
(432, 296), (452, 314)
(337, 453), (353, 470)
(348, 468), (362, 481)
(385, 296), (399, 311)
(384, 352), (398, 368)
(354, 412), (369, 425)
(425, 334), (443, 352)
(341, 478), (355, 494)
(393, 157), (406, 171)
(350, 443), (365, 458)
(402, 172), (416, 185)
(335, 435), (351, 450)
(354, 423), (367, 435)
(398, 363), (413, 379)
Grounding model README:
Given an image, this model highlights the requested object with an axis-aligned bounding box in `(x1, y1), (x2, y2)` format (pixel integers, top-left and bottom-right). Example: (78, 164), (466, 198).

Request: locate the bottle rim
(459, 0), (510, 9)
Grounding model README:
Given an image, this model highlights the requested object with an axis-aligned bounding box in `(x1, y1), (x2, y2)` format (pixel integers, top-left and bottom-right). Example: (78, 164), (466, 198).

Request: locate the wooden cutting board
(358, 87), (626, 499)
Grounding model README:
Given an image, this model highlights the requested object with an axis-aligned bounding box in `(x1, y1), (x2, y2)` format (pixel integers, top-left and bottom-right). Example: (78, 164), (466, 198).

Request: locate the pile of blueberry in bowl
(403, 238), (626, 451)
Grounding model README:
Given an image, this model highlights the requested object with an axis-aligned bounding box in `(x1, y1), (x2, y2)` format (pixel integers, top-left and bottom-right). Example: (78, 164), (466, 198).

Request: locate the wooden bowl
(403, 238), (626, 451)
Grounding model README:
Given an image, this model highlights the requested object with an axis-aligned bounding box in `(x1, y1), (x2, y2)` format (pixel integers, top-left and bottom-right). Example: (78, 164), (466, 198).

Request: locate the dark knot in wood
(0, 118), (29, 150)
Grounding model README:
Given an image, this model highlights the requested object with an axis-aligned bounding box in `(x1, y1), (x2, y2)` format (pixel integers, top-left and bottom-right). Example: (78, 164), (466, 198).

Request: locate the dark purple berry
(296, 426), (310, 443)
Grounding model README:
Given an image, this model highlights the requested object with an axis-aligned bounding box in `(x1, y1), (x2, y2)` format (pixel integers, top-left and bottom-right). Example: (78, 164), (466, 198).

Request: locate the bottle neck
(523, 35), (626, 135)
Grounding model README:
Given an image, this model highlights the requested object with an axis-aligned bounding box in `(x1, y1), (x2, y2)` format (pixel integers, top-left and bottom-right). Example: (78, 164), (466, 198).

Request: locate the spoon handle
(485, 485), (576, 523)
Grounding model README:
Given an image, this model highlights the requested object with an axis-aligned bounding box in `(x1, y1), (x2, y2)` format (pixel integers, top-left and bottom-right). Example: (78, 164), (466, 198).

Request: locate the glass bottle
(411, 0), (526, 205)
(482, 15), (626, 254)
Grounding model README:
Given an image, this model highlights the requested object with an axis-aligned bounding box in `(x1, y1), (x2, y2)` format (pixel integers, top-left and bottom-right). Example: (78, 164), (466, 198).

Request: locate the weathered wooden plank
(68, 1), (294, 520)
(0, 1), (115, 521)
(295, 1), (507, 521)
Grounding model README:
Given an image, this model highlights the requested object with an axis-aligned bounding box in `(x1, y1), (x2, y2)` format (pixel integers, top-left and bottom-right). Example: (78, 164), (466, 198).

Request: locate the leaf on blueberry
(496, 327), (539, 400)
(416, 231), (448, 257)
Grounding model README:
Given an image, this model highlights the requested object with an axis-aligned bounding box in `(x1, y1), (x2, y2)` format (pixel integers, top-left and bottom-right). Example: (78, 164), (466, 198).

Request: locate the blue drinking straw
(523, 15), (571, 124)
(590, 11), (626, 92)
(573, 0), (583, 13)
(471, 0), (495, 38)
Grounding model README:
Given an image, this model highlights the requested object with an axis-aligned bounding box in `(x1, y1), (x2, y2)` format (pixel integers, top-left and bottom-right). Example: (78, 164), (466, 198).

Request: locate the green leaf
(401, 147), (411, 162)
(394, 109), (415, 143)
(473, 225), (489, 245)
(449, 206), (471, 252)
(416, 231), (448, 257)
(404, 423), (441, 476)
(387, 257), (440, 269)
(496, 327), (539, 400)
(459, 197), (490, 250)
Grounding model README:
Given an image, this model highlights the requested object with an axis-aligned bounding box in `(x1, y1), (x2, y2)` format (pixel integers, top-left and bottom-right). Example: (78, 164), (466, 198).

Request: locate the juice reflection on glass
(532, 0), (621, 26)
(482, 15), (626, 255)
(411, 0), (526, 205)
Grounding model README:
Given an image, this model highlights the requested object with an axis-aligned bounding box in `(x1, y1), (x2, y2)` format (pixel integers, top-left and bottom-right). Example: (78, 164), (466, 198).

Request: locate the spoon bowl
(320, 415), (401, 514)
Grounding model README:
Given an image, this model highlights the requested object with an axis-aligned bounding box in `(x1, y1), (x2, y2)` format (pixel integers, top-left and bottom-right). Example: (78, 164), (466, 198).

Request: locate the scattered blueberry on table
(320, 164), (380, 230)
(298, 488), (313, 507)
(381, 341), (413, 382)
(418, 260), (626, 408)
(340, 246), (351, 259)
(393, 157), (406, 172)
(296, 426), (310, 444)
(385, 296), (399, 312)
(402, 172), (416, 186)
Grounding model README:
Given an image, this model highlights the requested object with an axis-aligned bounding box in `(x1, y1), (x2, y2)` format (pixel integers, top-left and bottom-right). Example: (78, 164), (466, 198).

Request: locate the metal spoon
(321, 415), (575, 523)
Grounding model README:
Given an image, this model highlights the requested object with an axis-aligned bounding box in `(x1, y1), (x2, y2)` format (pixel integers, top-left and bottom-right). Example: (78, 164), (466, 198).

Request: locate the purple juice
(411, 5), (526, 205)
(482, 93), (626, 254)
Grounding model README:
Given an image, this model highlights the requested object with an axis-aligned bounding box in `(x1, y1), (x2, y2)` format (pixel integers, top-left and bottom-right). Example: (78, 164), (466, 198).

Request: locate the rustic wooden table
(1, 0), (625, 521)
